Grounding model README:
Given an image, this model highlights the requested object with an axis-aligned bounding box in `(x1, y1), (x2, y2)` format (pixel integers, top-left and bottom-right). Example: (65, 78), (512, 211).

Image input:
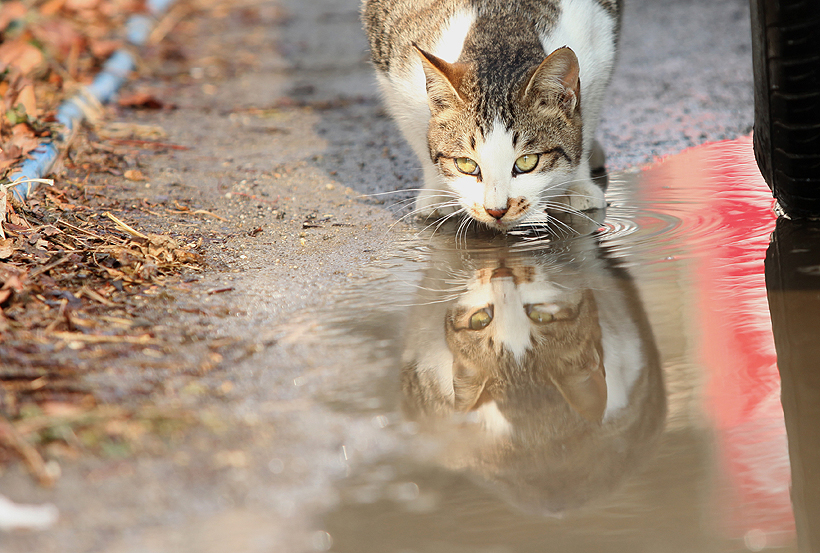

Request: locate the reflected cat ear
(452, 360), (489, 412)
(552, 364), (607, 424)
(414, 44), (469, 114)
(522, 46), (581, 117)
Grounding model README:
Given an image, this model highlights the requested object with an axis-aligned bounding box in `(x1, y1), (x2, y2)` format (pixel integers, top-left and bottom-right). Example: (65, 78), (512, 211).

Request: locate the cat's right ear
(551, 364), (608, 424)
(414, 44), (469, 115)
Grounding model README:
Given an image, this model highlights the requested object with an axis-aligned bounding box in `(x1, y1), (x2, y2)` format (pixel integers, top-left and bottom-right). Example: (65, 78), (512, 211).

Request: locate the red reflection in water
(643, 136), (793, 546)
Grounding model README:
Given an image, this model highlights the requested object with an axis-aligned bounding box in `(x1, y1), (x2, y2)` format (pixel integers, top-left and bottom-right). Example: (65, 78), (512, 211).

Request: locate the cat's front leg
(564, 160), (606, 211)
(566, 178), (606, 211)
(415, 163), (459, 219)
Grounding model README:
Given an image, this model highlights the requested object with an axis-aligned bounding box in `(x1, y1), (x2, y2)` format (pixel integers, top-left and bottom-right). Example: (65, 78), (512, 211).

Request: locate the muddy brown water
(276, 136), (817, 552)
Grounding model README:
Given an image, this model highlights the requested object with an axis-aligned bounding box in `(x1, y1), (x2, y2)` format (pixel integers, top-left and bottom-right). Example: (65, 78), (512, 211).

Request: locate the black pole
(750, 0), (820, 218)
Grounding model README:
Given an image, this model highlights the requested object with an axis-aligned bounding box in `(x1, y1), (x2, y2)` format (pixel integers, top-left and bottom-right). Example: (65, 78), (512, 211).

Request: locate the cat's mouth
(483, 213), (530, 232)
(470, 199), (531, 231)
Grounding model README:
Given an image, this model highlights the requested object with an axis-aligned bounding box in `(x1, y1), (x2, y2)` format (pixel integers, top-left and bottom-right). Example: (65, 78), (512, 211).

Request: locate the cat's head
(417, 45), (583, 230)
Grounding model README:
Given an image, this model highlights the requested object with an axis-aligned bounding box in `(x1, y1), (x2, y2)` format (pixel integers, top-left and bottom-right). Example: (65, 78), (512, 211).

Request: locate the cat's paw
(549, 204), (606, 234)
(565, 179), (606, 211)
(589, 139), (606, 175)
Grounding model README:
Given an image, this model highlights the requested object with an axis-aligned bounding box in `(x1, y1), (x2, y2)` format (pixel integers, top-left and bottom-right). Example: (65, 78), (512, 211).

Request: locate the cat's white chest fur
(373, 0), (617, 228)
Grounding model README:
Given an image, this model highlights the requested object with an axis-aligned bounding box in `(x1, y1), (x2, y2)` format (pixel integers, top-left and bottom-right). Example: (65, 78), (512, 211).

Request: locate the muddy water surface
(287, 136), (819, 552)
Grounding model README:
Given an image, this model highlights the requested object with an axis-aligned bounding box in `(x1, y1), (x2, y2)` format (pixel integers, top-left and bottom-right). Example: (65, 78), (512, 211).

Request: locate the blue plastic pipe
(7, 0), (176, 201)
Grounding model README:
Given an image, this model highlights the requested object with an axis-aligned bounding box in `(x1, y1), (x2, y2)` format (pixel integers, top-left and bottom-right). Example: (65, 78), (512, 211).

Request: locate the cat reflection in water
(401, 234), (665, 513)
(363, 0), (619, 231)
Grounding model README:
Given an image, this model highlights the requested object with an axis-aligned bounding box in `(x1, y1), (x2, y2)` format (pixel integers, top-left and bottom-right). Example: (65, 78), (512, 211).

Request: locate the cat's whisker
(459, 219), (474, 246)
(528, 207), (589, 239)
(537, 199), (602, 226)
(389, 198), (463, 231)
(410, 201), (464, 222)
(454, 213), (476, 247)
(376, 189), (460, 214)
(427, 207), (468, 238)
(367, 188), (454, 196)
(522, 219), (553, 241)
(537, 202), (595, 221)
(410, 206), (466, 238)
(540, 215), (575, 237)
(385, 197), (422, 212)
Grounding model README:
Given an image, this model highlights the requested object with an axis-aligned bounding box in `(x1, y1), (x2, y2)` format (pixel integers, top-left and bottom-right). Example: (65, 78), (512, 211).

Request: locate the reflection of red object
(646, 136), (793, 545)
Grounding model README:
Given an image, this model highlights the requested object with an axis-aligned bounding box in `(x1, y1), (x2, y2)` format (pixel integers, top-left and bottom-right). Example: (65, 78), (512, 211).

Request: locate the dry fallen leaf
(0, 2), (27, 34)
(31, 19), (86, 60)
(0, 238), (14, 259)
(117, 91), (167, 110)
(13, 82), (38, 118)
(1, 273), (25, 293)
(88, 38), (120, 59)
(0, 159), (17, 173)
(0, 40), (45, 75)
(123, 169), (145, 181)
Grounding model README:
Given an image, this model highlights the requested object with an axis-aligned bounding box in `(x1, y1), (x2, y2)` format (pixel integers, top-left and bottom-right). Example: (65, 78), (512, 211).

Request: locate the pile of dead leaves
(0, 182), (204, 368)
(1, 185), (201, 330)
(0, 0), (234, 487)
(0, 0), (144, 176)
(0, 180), (206, 483)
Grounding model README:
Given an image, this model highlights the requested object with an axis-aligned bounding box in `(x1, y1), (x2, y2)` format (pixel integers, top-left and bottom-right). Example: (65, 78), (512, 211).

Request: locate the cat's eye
(468, 307), (493, 330)
(454, 157), (480, 176)
(513, 154), (540, 174)
(526, 303), (577, 323)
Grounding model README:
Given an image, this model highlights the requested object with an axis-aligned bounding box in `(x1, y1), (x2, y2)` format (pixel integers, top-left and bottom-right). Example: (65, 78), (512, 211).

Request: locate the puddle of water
(288, 136), (820, 552)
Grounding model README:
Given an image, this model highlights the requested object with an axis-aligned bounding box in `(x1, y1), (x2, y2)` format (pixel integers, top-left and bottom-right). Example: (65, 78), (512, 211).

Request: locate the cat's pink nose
(486, 207), (508, 220)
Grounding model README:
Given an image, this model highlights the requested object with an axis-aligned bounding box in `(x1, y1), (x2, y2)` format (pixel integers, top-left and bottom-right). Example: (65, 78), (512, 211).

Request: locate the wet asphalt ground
(2, 0), (758, 551)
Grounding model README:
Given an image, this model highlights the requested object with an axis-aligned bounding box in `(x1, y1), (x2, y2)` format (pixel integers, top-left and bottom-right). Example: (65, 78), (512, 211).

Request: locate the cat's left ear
(414, 44), (470, 115)
(452, 360), (491, 412)
(522, 46), (581, 117)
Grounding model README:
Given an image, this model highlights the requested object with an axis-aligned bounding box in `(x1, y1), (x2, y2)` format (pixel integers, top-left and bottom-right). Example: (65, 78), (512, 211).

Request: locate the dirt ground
(1, 0), (756, 551)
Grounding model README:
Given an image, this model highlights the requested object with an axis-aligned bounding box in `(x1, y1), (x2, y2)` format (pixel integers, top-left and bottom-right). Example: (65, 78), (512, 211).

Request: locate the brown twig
(55, 219), (110, 242)
(107, 138), (190, 151)
(0, 415), (57, 487)
(103, 212), (148, 240)
(148, 3), (194, 46)
(29, 255), (72, 278)
(51, 332), (160, 345)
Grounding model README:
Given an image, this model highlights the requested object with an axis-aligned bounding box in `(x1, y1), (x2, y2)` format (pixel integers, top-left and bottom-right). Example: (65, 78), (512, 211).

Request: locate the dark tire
(751, 0), (820, 218)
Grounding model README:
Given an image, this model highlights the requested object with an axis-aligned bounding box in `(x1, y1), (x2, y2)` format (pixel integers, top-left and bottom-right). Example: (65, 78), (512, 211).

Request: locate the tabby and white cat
(400, 235), (665, 512)
(363, 0), (620, 230)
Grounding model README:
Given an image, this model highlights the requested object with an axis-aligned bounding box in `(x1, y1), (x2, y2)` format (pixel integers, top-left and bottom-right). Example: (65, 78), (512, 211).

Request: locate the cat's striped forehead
(430, 4), (563, 132)
(425, 7), (584, 165)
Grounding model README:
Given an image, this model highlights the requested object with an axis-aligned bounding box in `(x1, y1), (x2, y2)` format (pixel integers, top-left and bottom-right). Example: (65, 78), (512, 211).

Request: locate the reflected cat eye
(526, 303), (577, 323)
(454, 157), (480, 176)
(513, 154), (540, 174)
(468, 307), (493, 330)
